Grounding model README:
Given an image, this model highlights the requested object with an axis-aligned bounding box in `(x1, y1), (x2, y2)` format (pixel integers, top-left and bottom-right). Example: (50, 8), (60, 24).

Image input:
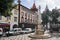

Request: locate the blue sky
(14, 0), (34, 8)
(14, 0), (60, 12)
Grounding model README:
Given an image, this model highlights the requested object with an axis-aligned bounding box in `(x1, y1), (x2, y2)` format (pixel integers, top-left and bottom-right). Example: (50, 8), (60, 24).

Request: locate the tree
(42, 5), (51, 29)
(0, 0), (14, 16)
(42, 13), (49, 25)
(51, 9), (60, 24)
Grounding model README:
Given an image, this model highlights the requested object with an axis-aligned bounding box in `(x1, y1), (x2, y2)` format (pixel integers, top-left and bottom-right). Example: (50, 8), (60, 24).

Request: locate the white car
(25, 28), (35, 33)
(25, 28), (32, 31)
(20, 30), (29, 34)
(13, 28), (22, 34)
(0, 28), (3, 36)
(20, 28), (32, 34)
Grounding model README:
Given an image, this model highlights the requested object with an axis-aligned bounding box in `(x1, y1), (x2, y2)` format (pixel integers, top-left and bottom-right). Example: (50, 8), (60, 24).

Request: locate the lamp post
(18, 0), (20, 27)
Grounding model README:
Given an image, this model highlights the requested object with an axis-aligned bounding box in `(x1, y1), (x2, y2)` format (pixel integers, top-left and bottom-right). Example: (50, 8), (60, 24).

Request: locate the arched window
(25, 13), (27, 23)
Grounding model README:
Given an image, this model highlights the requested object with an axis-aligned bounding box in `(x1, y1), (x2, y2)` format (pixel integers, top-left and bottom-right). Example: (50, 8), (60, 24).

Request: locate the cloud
(27, 0), (30, 2)
(35, 0), (60, 12)
(21, 0), (60, 12)
(27, 0), (31, 4)
(46, 0), (55, 4)
(57, 6), (60, 9)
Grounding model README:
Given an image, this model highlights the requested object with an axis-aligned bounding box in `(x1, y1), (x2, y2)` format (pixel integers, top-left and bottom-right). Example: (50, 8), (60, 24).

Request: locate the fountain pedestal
(29, 24), (51, 39)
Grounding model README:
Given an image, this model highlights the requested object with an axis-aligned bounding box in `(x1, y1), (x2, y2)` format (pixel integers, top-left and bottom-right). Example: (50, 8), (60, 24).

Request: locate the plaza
(0, 0), (60, 40)
(0, 33), (60, 40)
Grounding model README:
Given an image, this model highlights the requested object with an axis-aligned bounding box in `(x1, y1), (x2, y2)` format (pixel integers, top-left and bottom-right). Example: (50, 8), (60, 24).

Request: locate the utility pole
(18, 0), (20, 27)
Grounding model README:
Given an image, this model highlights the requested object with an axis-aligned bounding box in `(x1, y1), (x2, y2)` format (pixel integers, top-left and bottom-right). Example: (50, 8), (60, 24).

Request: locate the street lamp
(18, 0), (20, 27)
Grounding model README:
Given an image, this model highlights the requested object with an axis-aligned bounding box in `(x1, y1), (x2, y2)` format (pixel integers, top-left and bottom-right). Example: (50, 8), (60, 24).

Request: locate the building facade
(0, 3), (38, 30)
(19, 4), (38, 29)
(0, 8), (18, 30)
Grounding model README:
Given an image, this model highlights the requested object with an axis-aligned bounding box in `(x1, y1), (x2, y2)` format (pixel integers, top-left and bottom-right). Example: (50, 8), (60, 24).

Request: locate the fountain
(29, 6), (51, 39)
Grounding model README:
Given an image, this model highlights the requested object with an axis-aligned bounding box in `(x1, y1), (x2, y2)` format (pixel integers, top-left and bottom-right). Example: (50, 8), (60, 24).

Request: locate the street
(0, 33), (32, 40)
(0, 33), (60, 40)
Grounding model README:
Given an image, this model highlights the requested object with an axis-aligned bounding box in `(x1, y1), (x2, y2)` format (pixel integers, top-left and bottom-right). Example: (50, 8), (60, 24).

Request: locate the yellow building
(0, 8), (18, 30)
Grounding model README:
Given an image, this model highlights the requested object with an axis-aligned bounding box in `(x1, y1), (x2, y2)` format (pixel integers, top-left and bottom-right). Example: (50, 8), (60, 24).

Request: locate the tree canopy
(42, 7), (60, 24)
(50, 9), (60, 23)
(42, 5), (50, 24)
(0, 0), (14, 16)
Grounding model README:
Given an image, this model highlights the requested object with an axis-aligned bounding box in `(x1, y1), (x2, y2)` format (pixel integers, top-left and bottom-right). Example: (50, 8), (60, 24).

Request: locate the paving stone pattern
(0, 33), (60, 40)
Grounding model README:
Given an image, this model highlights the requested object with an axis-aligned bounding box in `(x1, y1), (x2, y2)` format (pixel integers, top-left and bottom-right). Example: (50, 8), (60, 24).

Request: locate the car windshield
(9, 30), (14, 32)
(22, 30), (28, 31)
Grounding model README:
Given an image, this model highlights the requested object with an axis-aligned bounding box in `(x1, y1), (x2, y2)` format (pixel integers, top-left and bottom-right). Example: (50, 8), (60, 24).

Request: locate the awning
(0, 23), (10, 27)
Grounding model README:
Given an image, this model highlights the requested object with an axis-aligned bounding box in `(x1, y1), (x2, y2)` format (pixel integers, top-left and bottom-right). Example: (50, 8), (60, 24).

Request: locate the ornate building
(0, 2), (38, 30)
(19, 2), (38, 29)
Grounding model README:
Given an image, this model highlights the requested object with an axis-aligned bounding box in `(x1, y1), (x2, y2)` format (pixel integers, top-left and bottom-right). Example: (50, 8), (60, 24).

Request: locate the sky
(14, 0), (60, 13)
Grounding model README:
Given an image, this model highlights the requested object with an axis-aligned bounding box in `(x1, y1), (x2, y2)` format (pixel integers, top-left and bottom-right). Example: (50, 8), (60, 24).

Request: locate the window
(21, 12), (24, 16)
(21, 18), (24, 23)
(25, 19), (28, 23)
(28, 14), (30, 20)
(14, 9), (17, 15)
(25, 13), (27, 17)
(30, 19), (32, 23)
(14, 17), (17, 22)
(28, 18), (30, 23)
(25, 13), (27, 19)
(0, 16), (2, 20)
(25, 13), (27, 23)
(7, 16), (11, 20)
(21, 12), (24, 23)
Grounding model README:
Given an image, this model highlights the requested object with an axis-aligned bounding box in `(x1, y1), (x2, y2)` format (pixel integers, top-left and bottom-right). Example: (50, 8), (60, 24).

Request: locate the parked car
(6, 30), (15, 36)
(13, 28), (22, 34)
(20, 28), (32, 34)
(0, 28), (3, 36)
(25, 28), (35, 33)
(25, 28), (32, 31)
(31, 29), (35, 32)
(20, 30), (29, 34)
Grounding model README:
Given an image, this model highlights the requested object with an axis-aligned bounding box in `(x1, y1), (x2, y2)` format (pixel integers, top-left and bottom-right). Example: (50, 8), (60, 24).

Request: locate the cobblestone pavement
(0, 34), (32, 40)
(0, 33), (60, 40)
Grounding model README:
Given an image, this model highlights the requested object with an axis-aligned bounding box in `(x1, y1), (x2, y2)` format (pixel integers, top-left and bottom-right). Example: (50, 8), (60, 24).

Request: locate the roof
(12, 4), (36, 14)
(31, 2), (37, 11)
(20, 4), (30, 10)
(14, 4), (31, 11)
